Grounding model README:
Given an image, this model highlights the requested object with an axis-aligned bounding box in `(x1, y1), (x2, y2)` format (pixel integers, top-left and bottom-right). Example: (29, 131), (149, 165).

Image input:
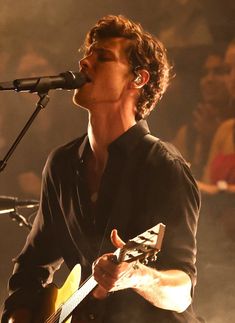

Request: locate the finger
(110, 229), (125, 248)
(93, 255), (115, 275)
(92, 285), (109, 299)
(93, 265), (116, 290)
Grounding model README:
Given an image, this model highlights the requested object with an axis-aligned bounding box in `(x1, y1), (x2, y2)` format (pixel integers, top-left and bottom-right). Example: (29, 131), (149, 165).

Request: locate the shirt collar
(108, 119), (150, 155)
(78, 119), (150, 160)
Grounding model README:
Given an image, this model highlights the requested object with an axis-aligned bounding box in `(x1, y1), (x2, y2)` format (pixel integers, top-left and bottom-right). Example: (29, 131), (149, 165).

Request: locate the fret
(43, 223), (165, 323)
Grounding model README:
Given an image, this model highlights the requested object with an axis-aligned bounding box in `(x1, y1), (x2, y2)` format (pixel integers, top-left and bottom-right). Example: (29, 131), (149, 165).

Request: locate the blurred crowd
(0, 44), (87, 199)
(171, 40), (235, 322)
(0, 37), (235, 322)
(172, 40), (235, 241)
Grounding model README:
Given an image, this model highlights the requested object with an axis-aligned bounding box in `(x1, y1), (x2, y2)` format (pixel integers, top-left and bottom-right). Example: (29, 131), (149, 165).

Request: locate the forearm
(93, 227), (195, 313)
(132, 263), (192, 313)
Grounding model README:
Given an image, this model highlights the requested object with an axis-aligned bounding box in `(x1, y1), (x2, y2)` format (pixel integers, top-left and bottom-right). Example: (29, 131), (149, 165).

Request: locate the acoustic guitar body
(34, 264), (81, 323)
(32, 223), (165, 323)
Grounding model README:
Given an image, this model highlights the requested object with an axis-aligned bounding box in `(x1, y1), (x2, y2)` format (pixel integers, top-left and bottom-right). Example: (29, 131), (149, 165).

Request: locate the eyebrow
(86, 42), (116, 56)
(93, 47), (116, 57)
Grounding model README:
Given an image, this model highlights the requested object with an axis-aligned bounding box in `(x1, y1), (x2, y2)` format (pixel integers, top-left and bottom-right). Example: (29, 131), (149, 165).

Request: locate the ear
(131, 69), (150, 89)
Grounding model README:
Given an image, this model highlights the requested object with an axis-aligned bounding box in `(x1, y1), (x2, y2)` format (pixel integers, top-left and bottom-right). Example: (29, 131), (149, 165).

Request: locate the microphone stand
(9, 209), (33, 230)
(0, 91), (50, 172)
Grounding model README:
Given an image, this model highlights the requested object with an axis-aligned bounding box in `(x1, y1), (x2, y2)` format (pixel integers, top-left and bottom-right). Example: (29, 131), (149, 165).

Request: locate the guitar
(35, 223), (165, 323)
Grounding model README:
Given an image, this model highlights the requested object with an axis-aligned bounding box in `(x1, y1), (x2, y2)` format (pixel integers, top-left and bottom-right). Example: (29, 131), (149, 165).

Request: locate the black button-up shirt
(2, 120), (200, 322)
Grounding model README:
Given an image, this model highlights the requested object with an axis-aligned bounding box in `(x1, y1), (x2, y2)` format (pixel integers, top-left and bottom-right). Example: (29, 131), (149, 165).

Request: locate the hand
(92, 229), (140, 299)
(197, 180), (219, 195)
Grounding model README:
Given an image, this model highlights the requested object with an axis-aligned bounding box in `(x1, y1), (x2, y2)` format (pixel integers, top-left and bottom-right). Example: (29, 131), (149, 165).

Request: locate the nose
(204, 70), (215, 82)
(79, 54), (92, 70)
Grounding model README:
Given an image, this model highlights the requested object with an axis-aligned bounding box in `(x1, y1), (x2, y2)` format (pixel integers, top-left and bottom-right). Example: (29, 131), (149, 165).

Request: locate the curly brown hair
(83, 15), (171, 120)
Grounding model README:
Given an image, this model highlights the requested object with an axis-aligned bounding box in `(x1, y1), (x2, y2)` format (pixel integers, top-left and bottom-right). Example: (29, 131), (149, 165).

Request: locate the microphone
(0, 195), (39, 214)
(0, 71), (88, 93)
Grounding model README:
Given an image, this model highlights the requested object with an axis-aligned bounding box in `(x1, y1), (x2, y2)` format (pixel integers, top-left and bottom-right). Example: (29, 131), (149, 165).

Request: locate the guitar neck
(50, 223), (166, 323)
(57, 249), (121, 323)
(58, 275), (98, 323)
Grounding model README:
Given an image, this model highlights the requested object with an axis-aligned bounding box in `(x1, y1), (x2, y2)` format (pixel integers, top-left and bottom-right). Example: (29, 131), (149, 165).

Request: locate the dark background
(0, 1), (235, 321)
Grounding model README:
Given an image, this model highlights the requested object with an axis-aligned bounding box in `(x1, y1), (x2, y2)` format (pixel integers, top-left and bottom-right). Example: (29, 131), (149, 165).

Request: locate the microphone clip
(9, 210), (32, 230)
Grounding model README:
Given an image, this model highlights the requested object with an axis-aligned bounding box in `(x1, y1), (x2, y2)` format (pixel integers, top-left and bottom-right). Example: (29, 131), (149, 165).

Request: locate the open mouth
(80, 70), (92, 83)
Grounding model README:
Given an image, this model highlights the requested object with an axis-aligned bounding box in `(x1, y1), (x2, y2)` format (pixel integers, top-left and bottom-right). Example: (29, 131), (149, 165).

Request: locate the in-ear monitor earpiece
(135, 74), (143, 85)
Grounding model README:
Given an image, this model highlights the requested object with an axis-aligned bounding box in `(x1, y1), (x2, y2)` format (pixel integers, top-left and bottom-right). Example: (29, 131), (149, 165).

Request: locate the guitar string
(45, 178), (113, 323)
(45, 308), (61, 323)
(45, 250), (150, 323)
(45, 253), (151, 323)
(45, 275), (97, 323)
(45, 226), (161, 323)
(45, 312), (60, 323)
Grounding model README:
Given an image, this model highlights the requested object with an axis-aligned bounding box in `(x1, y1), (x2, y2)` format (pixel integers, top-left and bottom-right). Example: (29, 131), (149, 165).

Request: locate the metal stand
(9, 210), (33, 230)
(0, 91), (50, 172)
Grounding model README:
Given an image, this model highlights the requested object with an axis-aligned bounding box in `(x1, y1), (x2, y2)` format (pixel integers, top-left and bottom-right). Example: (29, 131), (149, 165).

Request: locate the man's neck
(87, 110), (136, 171)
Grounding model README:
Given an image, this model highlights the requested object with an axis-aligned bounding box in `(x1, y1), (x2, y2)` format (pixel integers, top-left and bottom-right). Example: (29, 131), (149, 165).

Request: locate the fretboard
(58, 275), (97, 323)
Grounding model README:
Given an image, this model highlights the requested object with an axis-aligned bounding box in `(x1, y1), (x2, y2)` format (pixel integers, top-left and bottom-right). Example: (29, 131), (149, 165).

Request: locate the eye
(223, 65), (232, 75)
(97, 53), (113, 62)
(214, 66), (228, 75)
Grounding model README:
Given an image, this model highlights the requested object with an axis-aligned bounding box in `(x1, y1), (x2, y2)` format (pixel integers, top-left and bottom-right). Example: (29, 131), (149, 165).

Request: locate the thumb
(111, 229), (125, 248)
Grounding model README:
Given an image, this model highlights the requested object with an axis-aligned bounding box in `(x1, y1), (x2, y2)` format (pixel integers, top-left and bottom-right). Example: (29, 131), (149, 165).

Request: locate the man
(2, 15), (200, 322)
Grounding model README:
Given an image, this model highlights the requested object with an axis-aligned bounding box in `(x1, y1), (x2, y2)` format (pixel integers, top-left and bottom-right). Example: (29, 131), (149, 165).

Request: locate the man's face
(73, 37), (135, 111)
(224, 44), (235, 100)
(200, 54), (228, 104)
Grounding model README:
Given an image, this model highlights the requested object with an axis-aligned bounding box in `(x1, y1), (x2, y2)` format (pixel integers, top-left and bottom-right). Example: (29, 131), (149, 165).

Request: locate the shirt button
(88, 313), (96, 320)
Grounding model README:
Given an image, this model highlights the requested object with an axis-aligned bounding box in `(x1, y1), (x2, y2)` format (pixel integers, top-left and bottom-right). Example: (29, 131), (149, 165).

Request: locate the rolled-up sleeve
(153, 158), (200, 292)
(140, 145), (200, 295)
